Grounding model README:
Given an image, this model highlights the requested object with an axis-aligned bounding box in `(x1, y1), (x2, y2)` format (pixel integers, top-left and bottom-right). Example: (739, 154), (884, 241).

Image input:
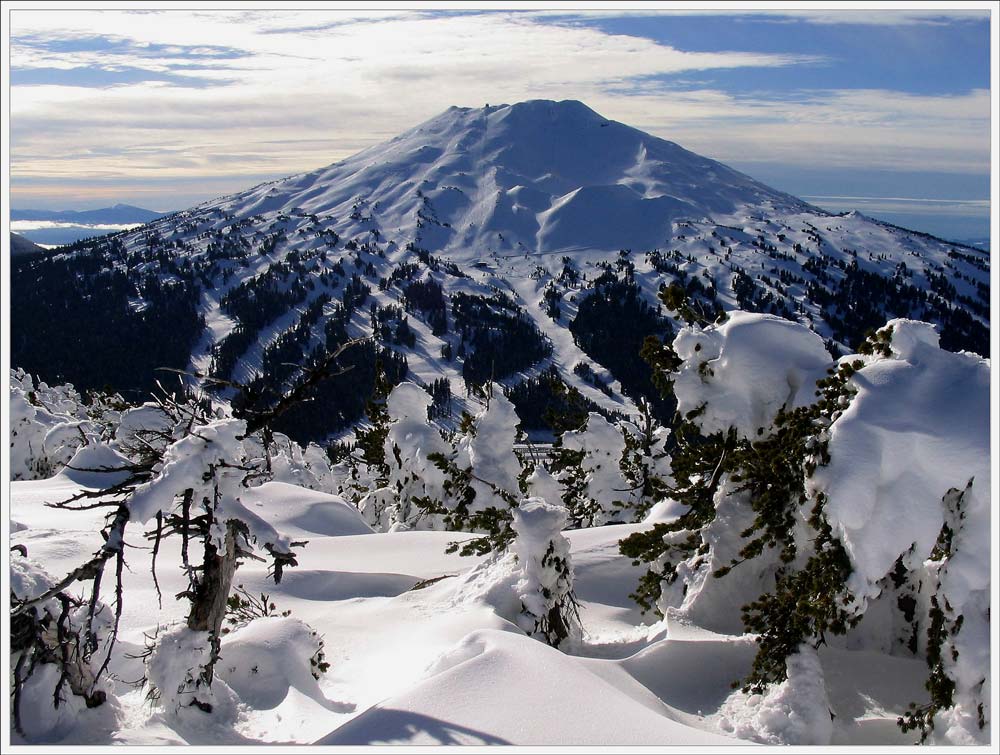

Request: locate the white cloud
(7, 8), (991, 209)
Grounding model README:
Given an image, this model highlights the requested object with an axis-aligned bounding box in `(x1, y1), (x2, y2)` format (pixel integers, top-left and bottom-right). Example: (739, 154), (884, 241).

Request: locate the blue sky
(8, 6), (992, 241)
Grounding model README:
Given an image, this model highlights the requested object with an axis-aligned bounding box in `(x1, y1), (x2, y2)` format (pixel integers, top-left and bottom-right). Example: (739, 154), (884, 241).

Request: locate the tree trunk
(186, 521), (238, 685)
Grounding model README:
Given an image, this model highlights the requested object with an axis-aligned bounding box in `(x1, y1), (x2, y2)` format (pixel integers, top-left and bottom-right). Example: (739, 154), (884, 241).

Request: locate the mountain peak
(218, 100), (813, 256)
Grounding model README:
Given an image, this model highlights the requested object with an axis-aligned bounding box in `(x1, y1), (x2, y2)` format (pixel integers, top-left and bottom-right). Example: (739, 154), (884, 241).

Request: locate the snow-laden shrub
(145, 624), (238, 718)
(511, 498), (580, 648)
(359, 382), (451, 531)
(10, 551), (115, 740)
(550, 412), (639, 527)
(621, 312), (990, 743)
(9, 370), (113, 480)
(242, 431), (335, 491)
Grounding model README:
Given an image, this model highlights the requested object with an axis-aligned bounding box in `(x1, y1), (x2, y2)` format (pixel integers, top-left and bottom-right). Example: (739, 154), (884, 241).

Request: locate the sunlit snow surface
(11, 472), (932, 746)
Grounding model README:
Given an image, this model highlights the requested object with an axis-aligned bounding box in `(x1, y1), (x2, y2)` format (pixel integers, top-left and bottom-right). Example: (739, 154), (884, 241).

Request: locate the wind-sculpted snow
(673, 311), (832, 438)
(811, 319), (991, 744)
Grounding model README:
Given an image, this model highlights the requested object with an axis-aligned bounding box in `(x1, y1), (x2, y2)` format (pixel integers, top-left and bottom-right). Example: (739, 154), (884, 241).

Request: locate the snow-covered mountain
(11, 100), (989, 440)
(211, 99), (811, 256)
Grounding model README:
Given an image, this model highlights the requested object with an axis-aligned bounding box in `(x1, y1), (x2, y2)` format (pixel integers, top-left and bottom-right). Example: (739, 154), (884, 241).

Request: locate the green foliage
(658, 282), (725, 327)
(857, 323), (894, 357)
(413, 450), (520, 557)
(621, 400), (672, 520)
(719, 359), (864, 575)
(354, 359), (394, 484)
(619, 422), (736, 614)
(223, 584), (291, 633)
(738, 496), (859, 693)
(639, 335), (681, 402)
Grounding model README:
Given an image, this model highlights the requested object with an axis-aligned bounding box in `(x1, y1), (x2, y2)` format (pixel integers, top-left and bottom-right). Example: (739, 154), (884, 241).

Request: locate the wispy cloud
(529, 9), (989, 26)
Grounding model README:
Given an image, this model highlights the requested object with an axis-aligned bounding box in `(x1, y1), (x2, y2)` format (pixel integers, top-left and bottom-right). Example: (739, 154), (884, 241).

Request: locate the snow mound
(242, 482), (373, 539)
(315, 629), (738, 745)
(717, 645), (833, 745)
(58, 443), (135, 487)
(217, 617), (342, 711)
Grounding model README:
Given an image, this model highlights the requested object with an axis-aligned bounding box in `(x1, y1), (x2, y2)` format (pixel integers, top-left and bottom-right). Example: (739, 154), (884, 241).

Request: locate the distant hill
(11, 203), (165, 225)
(10, 232), (45, 258)
(10, 203), (169, 246)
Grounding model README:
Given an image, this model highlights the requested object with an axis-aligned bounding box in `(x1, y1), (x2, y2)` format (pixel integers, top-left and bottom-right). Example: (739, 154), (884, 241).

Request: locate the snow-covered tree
(359, 382), (451, 531)
(418, 388), (525, 554)
(126, 417), (302, 713)
(619, 399), (673, 519)
(621, 312), (990, 744)
(550, 412), (639, 527)
(511, 498), (580, 648)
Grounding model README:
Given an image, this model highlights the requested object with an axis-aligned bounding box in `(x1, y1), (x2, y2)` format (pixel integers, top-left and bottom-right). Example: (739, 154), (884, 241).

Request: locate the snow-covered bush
(621, 312), (990, 743)
(549, 412), (639, 527)
(9, 369), (122, 480)
(358, 382), (451, 531)
(10, 550), (115, 740)
(511, 498), (580, 648)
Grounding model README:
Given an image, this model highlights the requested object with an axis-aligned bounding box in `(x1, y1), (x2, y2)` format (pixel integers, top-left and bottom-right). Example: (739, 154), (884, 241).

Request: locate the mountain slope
(11, 100), (989, 441)
(199, 99), (812, 257)
(10, 232), (45, 258)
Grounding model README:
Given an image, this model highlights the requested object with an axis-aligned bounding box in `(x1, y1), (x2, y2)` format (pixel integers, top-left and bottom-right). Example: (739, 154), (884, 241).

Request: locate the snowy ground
(10, 471), (931, 746)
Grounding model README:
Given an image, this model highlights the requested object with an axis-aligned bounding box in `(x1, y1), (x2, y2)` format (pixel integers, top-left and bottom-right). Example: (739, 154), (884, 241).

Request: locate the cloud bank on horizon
(8, 7), (991, 238)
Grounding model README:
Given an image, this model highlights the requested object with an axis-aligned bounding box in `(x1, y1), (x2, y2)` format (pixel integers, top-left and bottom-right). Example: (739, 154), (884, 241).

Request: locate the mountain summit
(205, 99), (811, 256)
